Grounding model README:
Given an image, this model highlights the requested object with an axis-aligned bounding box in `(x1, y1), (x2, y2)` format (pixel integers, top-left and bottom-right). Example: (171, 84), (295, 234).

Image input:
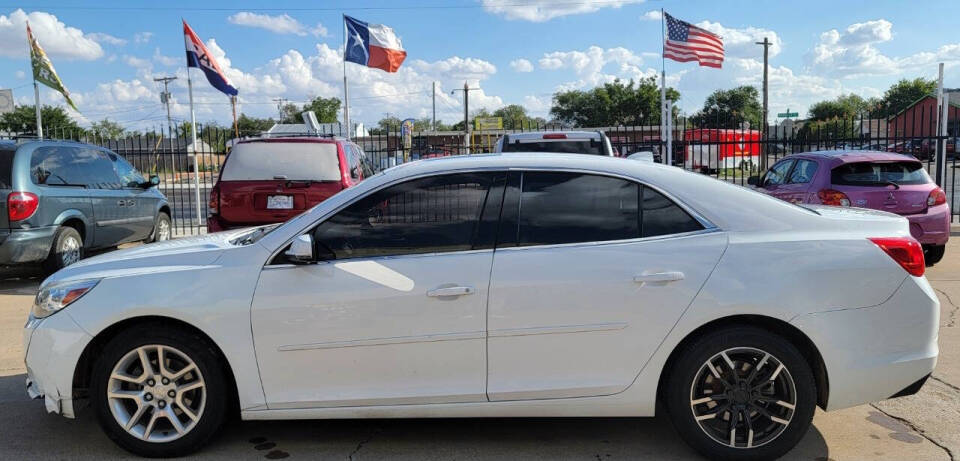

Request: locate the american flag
(663, 12), (724, 68)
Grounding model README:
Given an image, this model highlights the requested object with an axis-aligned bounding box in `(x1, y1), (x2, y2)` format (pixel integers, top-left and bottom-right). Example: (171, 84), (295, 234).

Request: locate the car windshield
(831, 161), (930, 186)
(221, 142), (341, 181)
(502, 140), (605, 155)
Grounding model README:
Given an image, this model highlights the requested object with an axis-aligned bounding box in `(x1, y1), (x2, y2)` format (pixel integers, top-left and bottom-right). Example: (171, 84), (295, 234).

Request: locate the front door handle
(126, 200), (135, 206)
(427, 286), (475, 297)
(634, 271), (685, 285)
(117, 200), (126, 207)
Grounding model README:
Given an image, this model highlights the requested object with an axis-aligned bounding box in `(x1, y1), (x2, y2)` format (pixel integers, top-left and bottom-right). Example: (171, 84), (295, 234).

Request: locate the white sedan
(24, 153), (938, 460)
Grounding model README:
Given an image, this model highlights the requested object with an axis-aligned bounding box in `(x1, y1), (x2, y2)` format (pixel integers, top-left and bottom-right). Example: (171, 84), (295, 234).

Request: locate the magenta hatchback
(750, 151), (950, 265)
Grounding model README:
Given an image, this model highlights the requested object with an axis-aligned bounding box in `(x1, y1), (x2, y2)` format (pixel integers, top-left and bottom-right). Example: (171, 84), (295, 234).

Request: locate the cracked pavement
(1, 237), (959, 460)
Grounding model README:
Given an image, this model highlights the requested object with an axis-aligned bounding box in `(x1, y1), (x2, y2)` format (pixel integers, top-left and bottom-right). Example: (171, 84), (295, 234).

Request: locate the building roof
(888, 89), (960, 119)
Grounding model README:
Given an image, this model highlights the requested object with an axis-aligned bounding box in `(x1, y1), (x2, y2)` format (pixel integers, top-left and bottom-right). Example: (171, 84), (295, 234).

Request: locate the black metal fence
(3, 108), (958, 235)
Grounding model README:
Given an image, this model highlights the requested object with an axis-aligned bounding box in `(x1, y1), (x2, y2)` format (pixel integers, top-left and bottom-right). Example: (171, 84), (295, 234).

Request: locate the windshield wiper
(882, 181), (900, 190)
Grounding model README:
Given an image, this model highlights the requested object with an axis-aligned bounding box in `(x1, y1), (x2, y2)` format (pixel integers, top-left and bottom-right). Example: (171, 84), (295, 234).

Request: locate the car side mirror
(350, 165), (360, 179)
(747, 175), (760, 186)
(285, 234), (315, 264)
(147, 175), (160, 188)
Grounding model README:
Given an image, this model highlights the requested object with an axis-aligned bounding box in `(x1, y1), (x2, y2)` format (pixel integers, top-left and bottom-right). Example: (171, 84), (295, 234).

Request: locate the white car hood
(43, 231), (248, 287)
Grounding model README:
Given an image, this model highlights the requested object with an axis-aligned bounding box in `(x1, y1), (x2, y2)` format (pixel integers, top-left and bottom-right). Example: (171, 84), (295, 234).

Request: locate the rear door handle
(427, 286), (475, 297)
(634, 271), (685, 285)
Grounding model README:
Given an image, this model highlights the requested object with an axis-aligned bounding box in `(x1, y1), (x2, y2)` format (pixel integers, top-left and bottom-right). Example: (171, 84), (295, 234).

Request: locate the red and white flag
(663, 12), (724, 69)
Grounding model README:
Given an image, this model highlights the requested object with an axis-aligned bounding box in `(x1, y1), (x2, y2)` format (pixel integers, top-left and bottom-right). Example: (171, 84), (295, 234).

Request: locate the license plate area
(267, 195), (293, 209)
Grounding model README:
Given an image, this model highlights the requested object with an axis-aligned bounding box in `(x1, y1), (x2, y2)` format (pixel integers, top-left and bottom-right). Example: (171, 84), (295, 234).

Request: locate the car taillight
(869, 237), (925, 277)
(7, 192), (38, 221)
(542, 133), (567, 139)
(208, 185), (219, 215)
(817, 189), (851, 207)
(927, 187), (946, 206)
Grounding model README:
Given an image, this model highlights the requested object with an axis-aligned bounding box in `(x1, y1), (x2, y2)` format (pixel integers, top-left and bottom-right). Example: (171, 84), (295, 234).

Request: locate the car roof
(793, 150), (919, 164)
(503, 131), (602, 140)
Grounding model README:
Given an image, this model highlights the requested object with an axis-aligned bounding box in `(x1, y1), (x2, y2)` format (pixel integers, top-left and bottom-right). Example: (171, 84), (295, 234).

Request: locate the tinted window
(314, 172), (496, 259)
(109, 153), (145, 187)
(0, 146), (15, 189)
(641, 186), (704, 237)
(31, 146), (119, 188)
(221, 142), (341, 181)
(502, 140), (605, 155)
(831, 161), (930, 186)
(518, 172), (638, 246)
(787, 159), (818, 184)
(763, 160), (794, 186)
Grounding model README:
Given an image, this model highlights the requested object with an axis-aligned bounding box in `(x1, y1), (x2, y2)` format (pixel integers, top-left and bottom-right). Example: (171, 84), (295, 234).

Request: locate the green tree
(279, 103), (300, 124)
(297, 96), (341, 123)
(690, 86), (763, 128)
(550, 77), (675, 127)
(808, 94), (879, 121)
(89, 118), (125, 139)
(176, 121), (193, 137)
(237, 113), (275, 136)
(0, 104), (81, 134)
(879, 78), (937, 117)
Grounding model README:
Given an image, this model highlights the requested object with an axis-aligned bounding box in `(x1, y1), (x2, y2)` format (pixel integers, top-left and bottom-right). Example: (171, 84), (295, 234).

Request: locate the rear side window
(502, 140), (605, 155)
(221, 142), (341, 181)
(313, 172), (497, 259)
(641, 186), (704, 237)
(0, 147), (15, 188)
(31, 146), (119, 188)
(518, 172), (639, 246)
(831, 161), (930, 186)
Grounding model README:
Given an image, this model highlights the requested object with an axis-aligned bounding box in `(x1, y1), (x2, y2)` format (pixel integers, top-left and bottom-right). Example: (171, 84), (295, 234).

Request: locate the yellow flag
(27, 22), (78, 111)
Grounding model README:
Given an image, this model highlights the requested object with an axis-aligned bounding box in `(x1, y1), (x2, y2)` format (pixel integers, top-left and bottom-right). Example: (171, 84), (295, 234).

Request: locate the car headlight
(32, 279), (100, 319)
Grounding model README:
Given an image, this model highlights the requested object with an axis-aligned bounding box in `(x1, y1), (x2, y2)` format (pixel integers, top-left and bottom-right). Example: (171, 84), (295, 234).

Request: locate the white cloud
(227, 12), (327, 37)
(15, 70), (25, 79)
(809, 19), (898, 78)
(153, 48), (180, 67)
(510, 58), (534, 72)
(88, 32), (126, 46)
(134, 32), (153, 44)
(641, 10), (661, 21)
(0, 9), (103, 60)
(695, 21), (782, 58)
(123, 55), (151, 71)
(481, 0), (644, 22)
(536, 45), (655, 89)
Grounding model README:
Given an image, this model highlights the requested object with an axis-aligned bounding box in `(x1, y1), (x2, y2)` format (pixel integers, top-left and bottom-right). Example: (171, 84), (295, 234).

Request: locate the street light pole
(755, 37), (771, 171)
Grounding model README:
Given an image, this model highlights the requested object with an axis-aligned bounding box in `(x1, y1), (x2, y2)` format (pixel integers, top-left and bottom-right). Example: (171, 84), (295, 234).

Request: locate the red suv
(207, 136), (371, 232)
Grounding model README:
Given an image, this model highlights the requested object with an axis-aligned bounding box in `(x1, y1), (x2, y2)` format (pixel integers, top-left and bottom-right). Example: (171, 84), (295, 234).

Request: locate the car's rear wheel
(90, 325), (227, 457)
(149, 212), (171, 243)
(924, 244), (945, 266)
(664, 326), (816, 461)
(42, 226), (83, 273)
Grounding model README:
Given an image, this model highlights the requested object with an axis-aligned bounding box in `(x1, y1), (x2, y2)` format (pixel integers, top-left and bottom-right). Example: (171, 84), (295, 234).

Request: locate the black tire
(90, 324), (228, 458)
(664, 326), (817, 461)
(148, 212), (171, 243)
(42, 226), (83, 273)
(925, 244), (946, 266)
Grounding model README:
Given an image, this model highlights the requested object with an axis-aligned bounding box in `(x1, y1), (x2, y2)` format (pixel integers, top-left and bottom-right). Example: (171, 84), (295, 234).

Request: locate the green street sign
(777, 109), (799, 118)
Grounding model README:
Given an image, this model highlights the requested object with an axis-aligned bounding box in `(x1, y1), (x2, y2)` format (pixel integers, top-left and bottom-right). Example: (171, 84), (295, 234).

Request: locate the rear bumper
(905, 203), (950, 246)
(0, 226), (57, 264)
(791, 276), (939, 411)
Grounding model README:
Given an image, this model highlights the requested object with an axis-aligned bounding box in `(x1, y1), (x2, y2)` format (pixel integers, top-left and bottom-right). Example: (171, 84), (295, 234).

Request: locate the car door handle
(126, 200), (135, 206)
(117, 200), (126, 206)
(426, 286), (475, 297)
(634, 271), (685, 285)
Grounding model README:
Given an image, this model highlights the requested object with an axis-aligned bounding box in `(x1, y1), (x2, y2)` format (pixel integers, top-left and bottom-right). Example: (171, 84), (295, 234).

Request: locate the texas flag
(344, 15), (407, 73)
(183, 20), (238, 96)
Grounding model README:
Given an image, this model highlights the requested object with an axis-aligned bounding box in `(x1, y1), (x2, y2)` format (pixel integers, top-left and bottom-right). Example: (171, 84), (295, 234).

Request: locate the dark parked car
(207, 136), (371, 232)
(0, 140), (170, 272)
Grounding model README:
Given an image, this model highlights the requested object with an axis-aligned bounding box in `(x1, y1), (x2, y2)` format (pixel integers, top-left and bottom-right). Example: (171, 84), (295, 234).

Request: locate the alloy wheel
(157, 219), (171, 241)
(689, 347), (797, 449)
(60, 235), (81, 266)
(106, 345), (206, 443)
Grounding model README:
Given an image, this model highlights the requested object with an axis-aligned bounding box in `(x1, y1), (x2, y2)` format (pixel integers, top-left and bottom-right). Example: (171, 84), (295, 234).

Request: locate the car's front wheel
(664, 326), (817, 461)
(90, 325), (228, 457)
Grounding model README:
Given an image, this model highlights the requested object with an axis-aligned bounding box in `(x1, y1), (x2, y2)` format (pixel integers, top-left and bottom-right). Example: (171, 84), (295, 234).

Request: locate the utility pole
(272, 97), (288, 123)
(755, 37), (771, 170)
(432, 81), (437, 131)
(153, 76), (177, 134)
(450, 82), (480, 153)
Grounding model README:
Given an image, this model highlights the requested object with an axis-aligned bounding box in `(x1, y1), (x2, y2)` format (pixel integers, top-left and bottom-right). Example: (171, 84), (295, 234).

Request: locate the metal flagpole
(660, 8), (669, 165)
(186, 67), (202, 228)
(33, 82), (43, 139)
(342, 15), (351, 140)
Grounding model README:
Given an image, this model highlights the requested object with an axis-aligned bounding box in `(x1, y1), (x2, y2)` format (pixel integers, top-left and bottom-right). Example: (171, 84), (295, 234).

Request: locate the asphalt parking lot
(1, 240), (959, 460)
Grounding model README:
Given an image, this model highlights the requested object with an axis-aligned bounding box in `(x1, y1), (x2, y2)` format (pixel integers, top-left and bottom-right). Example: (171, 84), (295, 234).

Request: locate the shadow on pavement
(0, 374), (831, 460)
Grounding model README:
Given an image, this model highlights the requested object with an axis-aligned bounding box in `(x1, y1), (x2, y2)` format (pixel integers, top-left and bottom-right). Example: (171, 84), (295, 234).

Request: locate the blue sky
(2, 0), (960, 131)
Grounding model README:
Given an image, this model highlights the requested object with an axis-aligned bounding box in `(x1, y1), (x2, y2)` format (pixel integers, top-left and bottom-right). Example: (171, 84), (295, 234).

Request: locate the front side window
(518, 172), (639, 246)
(109, 153), (146, 187)
(31, 146), (120, 188)
(313, 172), (497, 259)
(763, 160), (794, 186)
(787, 159), (818, 184)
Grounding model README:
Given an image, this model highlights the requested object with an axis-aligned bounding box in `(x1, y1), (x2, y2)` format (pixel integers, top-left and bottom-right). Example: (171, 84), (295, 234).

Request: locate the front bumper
(906, 203), (951, 246)
(791, 275), (939, 411)
(0, 226), (57, 264)
(22, 311), (92, 418)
